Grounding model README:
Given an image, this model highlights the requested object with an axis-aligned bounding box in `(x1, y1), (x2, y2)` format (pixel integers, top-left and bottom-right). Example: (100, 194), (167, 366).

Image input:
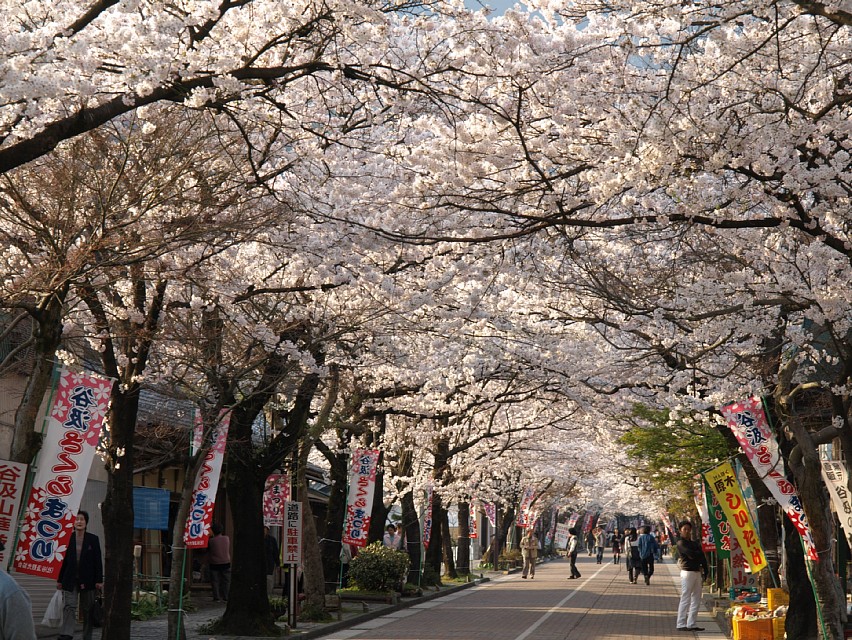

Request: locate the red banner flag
(14, 367), (112, 578)
(341, 449), (380, 548)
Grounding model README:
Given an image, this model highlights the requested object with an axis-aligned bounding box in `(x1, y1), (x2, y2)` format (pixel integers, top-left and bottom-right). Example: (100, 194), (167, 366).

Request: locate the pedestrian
(593, 526), (606, 565)
(339, 542), (353, 587)
(584, 529), (595, 556)
(208, 522), (231, 602)
(625, 527), (641, 584)
(264, 526), (279, 596)
(0, 541), (36, 640)
(520, 529), (539, 579)
(611, 528), (623, 566)
(56, 510), (103, 640)
(382, 524), (402, 550)
(566, 527), (582, 579)
(675, 521), (708, 632)
(637, 525), (659, 585)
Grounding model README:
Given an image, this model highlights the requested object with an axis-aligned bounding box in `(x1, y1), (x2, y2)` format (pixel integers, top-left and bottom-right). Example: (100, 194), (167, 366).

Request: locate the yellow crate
(733, 617), (774, 640)
(772, 616), (786, 640)
(767, 588), (790, 609)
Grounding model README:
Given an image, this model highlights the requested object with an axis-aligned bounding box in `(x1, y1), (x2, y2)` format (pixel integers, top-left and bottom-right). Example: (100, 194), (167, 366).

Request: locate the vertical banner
(184, 412), (230, 548)
(734, 460), (760, 536)
(554, 522), (570, 548)
(821, 461), (852, 552)
(517, 487), (536, 528)
(282, 501), (302, 564)
(693, 480), (716, 552)
(0, 460), (27, 567)
(341, 449), (381, 548)
(705, 461), (767, 573)
(14, 367), (112, 579)
(545, 510), (558, 546)
(705, 483), (731, 561)
(567, 512), (580, 528)
(469, 501), (478, 539)
(263, 474), (291, 527)
(422, 485), (434, 549)
(721, 398), (817, 560)
(483, 502), (496, 528)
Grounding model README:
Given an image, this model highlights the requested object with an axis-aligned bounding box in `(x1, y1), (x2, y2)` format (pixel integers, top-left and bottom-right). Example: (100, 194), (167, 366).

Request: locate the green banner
(705, 480), (730, 561)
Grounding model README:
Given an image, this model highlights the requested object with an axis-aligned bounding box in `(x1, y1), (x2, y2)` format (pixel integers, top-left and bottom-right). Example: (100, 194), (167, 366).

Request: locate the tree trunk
(11, 289), (67, 464)
(101, 390), (140, 640)
(318, 439), (348, 591)
(424, 490), (444, 581)
(784, 514), (819, 639)
(786, 416), (844, 640)
(216, 412), (276, 635)
(440, 504), (456, 579)
(297, 440), (326, 610)
(400, 490), (422, 585)
(456, 502), (471, 575)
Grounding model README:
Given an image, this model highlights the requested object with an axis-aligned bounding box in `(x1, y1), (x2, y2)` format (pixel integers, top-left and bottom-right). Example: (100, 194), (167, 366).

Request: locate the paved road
(315, 555), (726, 640)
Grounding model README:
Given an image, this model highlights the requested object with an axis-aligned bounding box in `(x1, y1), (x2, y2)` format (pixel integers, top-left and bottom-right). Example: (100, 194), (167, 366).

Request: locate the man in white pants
(675, 521), (708, 632)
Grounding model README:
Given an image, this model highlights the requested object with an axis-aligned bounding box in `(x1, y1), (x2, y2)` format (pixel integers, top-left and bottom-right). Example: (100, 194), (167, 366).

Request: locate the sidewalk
(34, 558), (730, 639)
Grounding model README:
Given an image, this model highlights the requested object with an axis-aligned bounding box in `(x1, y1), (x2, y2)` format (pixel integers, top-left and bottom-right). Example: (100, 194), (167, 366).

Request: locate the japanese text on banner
(821, 461), (852, 552)
(282, 501), (302, 564)
(263, 474), (291, 527)
(14, 367), (112, 579)
(705, 461), (767, 574)
(341, 449), (380, 548)
(0, 460), (27, 567)
(184, 411), (230, 548)
(721, 397), (817, 560)
(422, 485), (434, 549)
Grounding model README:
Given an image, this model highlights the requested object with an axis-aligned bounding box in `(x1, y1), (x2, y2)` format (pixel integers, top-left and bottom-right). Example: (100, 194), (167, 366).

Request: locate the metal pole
(288, 563), (298, 629)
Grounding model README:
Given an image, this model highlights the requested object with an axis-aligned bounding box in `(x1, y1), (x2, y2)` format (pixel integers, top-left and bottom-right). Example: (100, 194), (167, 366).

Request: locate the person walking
(593, 527), (606, 565)
(208, 522), (231, 602)
(520, 529), (539, 579)
(675, 521), (708, 632)
(584, 529), (595, 556)
(56, 510), (103, 640)
(637, 525), (659, 585)
(611, 528), (623, 566)
(625, 527), (641, 584)
(566, 528), (582, 579)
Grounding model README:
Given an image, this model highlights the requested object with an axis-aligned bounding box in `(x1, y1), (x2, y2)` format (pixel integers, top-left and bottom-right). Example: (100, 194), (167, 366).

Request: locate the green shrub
(421, 564), (441, 586)
(348, 541), (410, 592)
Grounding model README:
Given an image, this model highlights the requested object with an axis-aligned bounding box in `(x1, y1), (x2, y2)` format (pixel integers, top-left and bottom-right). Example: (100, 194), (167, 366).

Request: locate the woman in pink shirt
(208, 522), (231, 602)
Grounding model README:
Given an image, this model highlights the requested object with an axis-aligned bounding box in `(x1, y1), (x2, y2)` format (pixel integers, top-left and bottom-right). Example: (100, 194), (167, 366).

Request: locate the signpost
(283, 500), (302, 629)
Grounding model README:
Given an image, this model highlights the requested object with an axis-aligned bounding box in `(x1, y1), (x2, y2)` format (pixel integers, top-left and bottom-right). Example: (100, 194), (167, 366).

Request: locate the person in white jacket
(0, 542), (36, 640)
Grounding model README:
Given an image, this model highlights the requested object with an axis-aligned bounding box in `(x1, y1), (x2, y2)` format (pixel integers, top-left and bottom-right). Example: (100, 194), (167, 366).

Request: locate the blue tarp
(133, 487), (170, 530)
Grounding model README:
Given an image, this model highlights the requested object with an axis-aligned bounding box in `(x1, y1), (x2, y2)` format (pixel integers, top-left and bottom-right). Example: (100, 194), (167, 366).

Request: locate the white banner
(282, 501), (302, 564)
(14, 367), (112, 579)
(721, 397), (817, 560)
(822, 460), (852, 552)
(184, 412), (230, 548)
(341, 449), (380, 548)
(0, 460), (27, 568)
(555, 522), (570, 548)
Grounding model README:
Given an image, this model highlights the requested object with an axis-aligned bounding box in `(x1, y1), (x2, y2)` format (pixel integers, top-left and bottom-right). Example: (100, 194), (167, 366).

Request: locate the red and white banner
(721, 397), (818, 560)
(693, 480), (715, 552)
(517, 487), (536, 528)
(184, 412), (230, 548)
(0, 460), (27, 567)
(469, 501), (478, 539)
(14, 367), (112, 578)
(341, 449), (380, 548)
(483, 502), (496, 528)
(282, 501), (302, 564)
(567, 512), (580, 528)
(422, 485), (434, 549)
(263, 474), (291, 527)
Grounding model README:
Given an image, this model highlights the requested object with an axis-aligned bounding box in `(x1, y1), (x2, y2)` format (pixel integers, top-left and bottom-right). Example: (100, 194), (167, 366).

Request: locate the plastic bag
(42, 590), (63, 628)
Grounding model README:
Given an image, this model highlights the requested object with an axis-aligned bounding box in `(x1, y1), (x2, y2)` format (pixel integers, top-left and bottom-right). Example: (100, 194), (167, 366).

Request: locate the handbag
(42, 590), (63, 628)
(89, 595), (104, 628)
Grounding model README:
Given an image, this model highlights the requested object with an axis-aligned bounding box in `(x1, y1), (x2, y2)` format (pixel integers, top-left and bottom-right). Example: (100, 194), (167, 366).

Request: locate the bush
(348, 542), (410, 592)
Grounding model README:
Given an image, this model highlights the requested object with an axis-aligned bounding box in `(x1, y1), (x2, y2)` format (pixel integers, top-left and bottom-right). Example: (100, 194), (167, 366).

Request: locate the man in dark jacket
(56, 510), (103, 640)
(675, 521), (708, 632)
